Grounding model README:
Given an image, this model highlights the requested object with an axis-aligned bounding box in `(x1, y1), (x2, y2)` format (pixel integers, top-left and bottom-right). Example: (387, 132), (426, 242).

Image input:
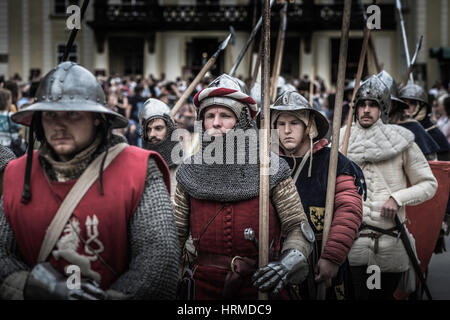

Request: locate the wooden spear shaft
(250, 34), (263, 88)
(270, 3), (287, 103)
(170, 57), (217, 117)
(316, 0), (352, 300)
(341, 25), (371, 156)
(309, 66), (315, 106)
(258, 0), (271, 301)
(369, 35), (382, 73)
(247, 0), (259, 78)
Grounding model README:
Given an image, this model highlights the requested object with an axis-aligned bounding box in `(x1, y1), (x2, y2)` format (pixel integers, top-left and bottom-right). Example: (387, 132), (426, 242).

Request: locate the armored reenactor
(399, 83), (450, 161)
(377, 71), (439, 160)
(270, 90), (364, 300)
(0, 62), (179, 300)
(340, 75), (437, 300)
(173, 74), (314, 300)
(139, 98), (182, 201)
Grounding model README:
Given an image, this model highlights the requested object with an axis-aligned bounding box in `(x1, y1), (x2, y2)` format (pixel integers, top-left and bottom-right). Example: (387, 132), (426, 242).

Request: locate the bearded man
(0, 62), (179, 300)
(340, 75), (437, 300)
(173, 74), (315, 300)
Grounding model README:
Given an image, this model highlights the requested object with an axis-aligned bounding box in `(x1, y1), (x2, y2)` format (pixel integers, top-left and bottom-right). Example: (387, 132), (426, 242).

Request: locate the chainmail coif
(176, 108), (291, 202)
(142, 115), (181, 169)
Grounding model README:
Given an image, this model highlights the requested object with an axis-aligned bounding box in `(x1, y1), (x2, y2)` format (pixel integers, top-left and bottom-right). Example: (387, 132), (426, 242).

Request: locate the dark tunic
(281, 146), (366, 300)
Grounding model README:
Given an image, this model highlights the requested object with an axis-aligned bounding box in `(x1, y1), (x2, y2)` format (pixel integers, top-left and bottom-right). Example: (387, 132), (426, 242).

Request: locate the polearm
(270, 2), (288, 103)
(258, 0), (271, 301)
(170, 33), (233, 117)
(247, 0), (259, 78)
(316, 0), (352, 300)
(402, 36), (423, 87)
(340, 15), (371, 156)
(63, 0), (90, 61)
(250, 34), (263, 88)
(396, 0), (414, 83)
(309, 67), (315, 106)
(394, 215), (433, 300)
(369, 36), (382, 73)
(229, 0), (276, 77)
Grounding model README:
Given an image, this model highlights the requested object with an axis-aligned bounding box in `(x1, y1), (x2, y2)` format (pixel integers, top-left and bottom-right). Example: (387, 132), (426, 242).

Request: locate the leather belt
(197, 253), (257, 272)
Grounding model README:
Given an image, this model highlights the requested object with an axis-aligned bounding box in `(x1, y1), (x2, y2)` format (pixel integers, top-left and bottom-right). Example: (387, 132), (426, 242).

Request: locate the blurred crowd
(0, 70), (449, 157)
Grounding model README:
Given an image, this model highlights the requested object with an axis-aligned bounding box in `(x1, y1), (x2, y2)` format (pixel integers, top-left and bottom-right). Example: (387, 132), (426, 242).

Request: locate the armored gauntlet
(24, 263), (107, 300)
(252, 249), (309, 296)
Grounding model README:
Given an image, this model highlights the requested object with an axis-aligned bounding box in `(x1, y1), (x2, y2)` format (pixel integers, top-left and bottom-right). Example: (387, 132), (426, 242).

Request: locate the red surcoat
(189, 197), (282, 299)
(3, 146), (169, 289)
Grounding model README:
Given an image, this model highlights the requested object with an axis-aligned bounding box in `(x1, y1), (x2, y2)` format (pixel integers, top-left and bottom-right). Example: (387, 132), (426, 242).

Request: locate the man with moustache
(340, 75), (437, 300)
(270, 90), (364, 300)
(173, 74), (315, 300)
(139, 98), (182, 201)
(0, 62), (179, 300)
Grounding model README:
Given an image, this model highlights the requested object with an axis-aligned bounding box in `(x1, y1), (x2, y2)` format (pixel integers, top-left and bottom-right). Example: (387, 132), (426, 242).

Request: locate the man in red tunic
(270, 90), (364, 299)
(174, 74), (315, 300)
(0, 62), (179, 300)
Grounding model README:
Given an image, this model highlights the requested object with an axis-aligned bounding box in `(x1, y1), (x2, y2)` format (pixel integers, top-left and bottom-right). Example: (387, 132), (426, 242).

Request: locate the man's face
(276, 113), (305, 153)
(146, 118), (168, 143)
(357, 100), (381, 128)
(42, 111), (100, 161)
(203, 106), (237, 136)
(403, 98), (419, 116)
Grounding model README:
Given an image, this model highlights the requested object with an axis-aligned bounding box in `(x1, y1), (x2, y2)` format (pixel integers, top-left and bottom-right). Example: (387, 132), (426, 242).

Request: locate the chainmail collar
(39, 133), (126, 182)
(341, 118), (415, 164)
(143, 123), (181, 169)
(176, 127), (291, 202)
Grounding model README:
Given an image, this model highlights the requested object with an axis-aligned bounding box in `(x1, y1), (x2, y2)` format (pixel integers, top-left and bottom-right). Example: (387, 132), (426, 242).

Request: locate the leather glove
(251, 249), (309, 296)
(24, 263), (107, 300)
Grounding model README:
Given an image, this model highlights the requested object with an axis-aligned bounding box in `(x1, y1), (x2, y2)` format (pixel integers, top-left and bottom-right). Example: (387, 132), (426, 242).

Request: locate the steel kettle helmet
(12, 62), (128, 128)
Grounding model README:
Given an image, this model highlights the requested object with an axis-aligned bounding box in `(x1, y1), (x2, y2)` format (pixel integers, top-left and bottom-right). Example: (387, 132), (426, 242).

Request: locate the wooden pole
(258, 0), (271, 301)
(309, 67), (315, 106)
(369, 35), (382, 73)
(250, 33), (263, 88)
(270, 3), (287, 103)
(316, 0), (352, 300)
(340, 25), (371, 156)
(247, 0), (259, 79)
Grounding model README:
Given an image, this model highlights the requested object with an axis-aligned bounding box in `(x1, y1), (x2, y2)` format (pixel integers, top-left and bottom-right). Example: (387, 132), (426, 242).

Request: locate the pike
(341, 8), (371, 156)
(270, 2), (288, 103)
(63, 0), (90, 62)
(402, 35), (423, 87)
(171, 32), (233, 117)
(396, 0), (414, 83)
(250, 33), (263, 88)
(316, 0), (352, 300)
(258, 0), (271, 301)
(247, 0), (259, 78)
(229, 0), (276, 77)
(394, 215), (433, 300)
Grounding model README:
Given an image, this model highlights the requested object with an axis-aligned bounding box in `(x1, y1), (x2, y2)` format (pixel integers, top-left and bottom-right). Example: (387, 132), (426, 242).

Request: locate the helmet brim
(12, 100), (129, 129)
(270, 105), (330, 142)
